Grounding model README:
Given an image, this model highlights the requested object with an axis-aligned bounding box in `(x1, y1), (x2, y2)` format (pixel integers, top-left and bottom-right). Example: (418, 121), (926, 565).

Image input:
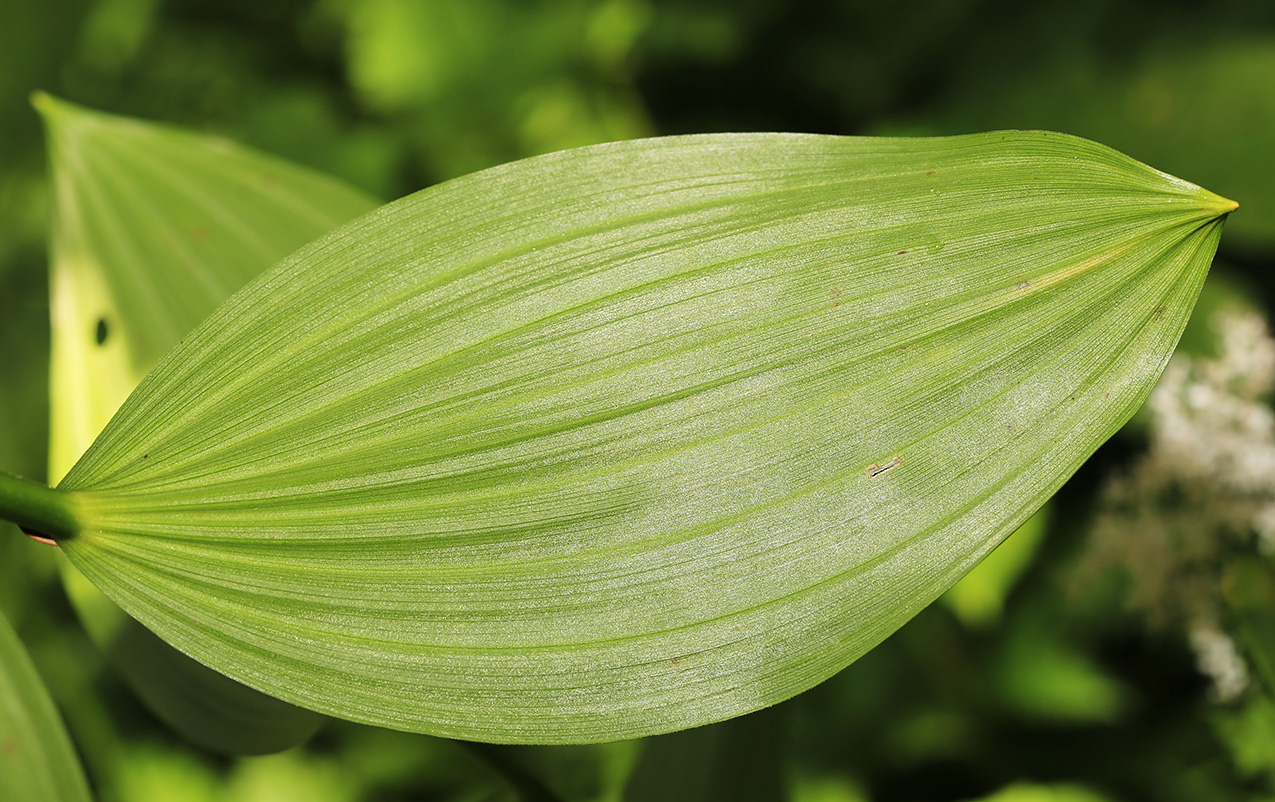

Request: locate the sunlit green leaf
(37, 94), (379, 753)
(992, 618), (1126, 724)
(49, 131), (1231, 743)
(0, 610), (92, 802)
(328, 0), (652, 179)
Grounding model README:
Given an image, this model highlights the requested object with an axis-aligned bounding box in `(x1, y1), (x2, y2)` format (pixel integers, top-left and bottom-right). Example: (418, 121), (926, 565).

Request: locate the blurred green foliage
(1, 0), (1274, 800)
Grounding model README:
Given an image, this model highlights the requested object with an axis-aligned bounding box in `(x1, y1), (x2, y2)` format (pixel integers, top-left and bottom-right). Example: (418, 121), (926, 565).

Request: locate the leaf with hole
(37, 95), (379, 753)
(41, 131), (1233, 743)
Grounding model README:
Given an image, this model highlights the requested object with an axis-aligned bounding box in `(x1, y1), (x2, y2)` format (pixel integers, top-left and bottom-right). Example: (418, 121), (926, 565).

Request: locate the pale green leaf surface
(0, 610), (93, 802)
(56, 132), (1232, 743)
(38, 95), (378, 753)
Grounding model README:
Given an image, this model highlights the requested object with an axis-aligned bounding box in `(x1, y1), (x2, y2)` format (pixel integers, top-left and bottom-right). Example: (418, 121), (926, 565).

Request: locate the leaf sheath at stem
(0, 472), (79, 542)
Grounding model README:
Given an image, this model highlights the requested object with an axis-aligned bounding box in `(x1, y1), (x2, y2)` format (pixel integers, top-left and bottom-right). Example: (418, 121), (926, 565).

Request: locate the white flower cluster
(1150, 311), (1275, 527)
(1079, 307), (1275, 701)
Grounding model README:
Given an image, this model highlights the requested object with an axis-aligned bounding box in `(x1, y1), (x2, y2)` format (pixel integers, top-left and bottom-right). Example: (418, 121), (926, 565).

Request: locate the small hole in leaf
(867, 456), (903, 478)
(95, 318), (108, 346)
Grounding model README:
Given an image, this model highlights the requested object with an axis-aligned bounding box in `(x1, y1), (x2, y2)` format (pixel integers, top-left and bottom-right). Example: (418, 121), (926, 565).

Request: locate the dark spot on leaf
(95, 318), (108, 345)
(897, 250), (908, 255)
(926, 171), (935, 175)
(867, 456), (903, 478)
(142, 454), (149, 459)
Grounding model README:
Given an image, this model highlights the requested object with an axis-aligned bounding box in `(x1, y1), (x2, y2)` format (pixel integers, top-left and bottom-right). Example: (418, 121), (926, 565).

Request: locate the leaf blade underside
(57, 132), (1232, 743)
(39, 95), (379, 753)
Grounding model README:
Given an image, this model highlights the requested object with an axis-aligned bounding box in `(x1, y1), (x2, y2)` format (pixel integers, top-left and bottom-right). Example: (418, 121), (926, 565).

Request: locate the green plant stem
(0, 472), (79, 542)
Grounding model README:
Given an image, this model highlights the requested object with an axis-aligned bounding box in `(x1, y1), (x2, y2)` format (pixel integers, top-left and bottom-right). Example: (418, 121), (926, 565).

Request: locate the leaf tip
(1199, 189), (1239, 217)
(29, 91), (75, 120)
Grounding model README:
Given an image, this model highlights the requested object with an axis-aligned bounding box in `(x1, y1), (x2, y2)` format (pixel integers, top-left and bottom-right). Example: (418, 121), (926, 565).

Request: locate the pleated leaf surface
(38, 95), (378, 753)
(56, 131), (1233, 743)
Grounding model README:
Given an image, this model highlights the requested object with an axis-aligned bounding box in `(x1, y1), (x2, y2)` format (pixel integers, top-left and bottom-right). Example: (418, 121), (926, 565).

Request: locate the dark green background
(2, 1), (1274, 800)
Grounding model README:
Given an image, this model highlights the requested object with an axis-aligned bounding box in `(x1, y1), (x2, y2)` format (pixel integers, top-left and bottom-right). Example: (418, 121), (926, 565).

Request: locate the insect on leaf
(50, 131), (1234, 743)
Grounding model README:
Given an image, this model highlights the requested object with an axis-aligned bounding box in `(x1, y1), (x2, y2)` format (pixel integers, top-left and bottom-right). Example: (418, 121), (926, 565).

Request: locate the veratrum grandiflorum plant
(0, 98), (1236, 755)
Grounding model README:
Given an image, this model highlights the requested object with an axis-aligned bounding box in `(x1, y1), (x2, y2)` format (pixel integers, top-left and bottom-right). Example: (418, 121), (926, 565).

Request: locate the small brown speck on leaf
(897, 250), (908, 255)
(867, 456), (903, 478)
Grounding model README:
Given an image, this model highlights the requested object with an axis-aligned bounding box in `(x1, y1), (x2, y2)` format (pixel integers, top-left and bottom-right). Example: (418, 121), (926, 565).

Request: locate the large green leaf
(37, 94), (379, 753)
(0, 610), (92, 802)
(47, 131), (1231, 743)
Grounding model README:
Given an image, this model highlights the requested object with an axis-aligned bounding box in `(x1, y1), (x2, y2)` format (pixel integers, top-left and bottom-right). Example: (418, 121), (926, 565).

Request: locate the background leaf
(56, 131), (1231, 743)
(623, 707), (785, 802)
(0, 609), (93, 802)
(941, 507), (1048, 628)
(38, 95), (379, 754)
